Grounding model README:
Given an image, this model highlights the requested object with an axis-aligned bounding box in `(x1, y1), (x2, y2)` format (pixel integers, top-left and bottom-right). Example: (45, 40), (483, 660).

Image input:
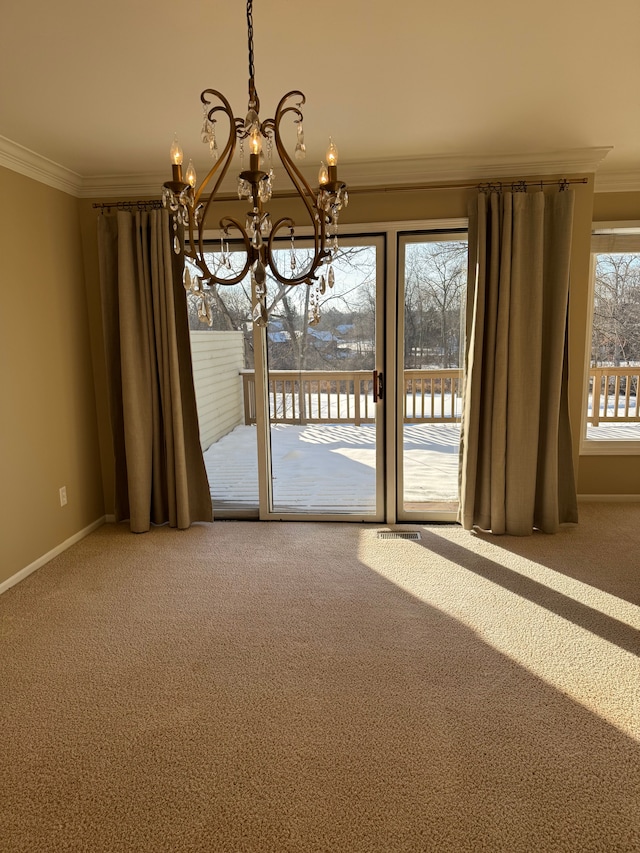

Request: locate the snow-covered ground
(203, 414), (638, 514)
(203, 422), (461, 513)
(585, 423), (640, 440)
(586, 398), (639, 440)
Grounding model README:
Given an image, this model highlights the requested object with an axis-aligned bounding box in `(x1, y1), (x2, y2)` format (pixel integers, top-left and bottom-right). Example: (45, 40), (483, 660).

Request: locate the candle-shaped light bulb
(170, 136), (183, 166)
(318, 161), (329, 185)
(249, 128), (262, 156)
(185, 159), (197, 188)
(326, 137), (338, 167)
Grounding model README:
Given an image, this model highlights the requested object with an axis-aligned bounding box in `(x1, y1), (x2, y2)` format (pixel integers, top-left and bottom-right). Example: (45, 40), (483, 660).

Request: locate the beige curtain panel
(97, 209), (213, 532)
(459, 190), (578, 535)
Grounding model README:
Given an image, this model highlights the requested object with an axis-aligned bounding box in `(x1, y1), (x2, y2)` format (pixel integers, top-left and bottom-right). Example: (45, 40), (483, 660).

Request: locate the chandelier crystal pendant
(162, 0), (348, 327)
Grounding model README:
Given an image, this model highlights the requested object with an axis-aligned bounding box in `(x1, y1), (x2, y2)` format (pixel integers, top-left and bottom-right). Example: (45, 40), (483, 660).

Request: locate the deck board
(203, 423), (460, 515)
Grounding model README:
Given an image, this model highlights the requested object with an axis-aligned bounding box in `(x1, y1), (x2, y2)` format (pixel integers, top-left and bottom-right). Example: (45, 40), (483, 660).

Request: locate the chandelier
(162, 0), (348, 327)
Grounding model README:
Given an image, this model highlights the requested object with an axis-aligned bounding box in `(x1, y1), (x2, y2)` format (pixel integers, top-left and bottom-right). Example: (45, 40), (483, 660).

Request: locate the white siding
(189, 331), (245, 450)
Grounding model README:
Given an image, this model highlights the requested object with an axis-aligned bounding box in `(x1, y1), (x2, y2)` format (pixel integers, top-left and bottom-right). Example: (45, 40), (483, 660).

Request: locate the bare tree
(186, 243), (378, 372)
(592, 253), (640, 366)
(404, 242), (467, 368)
(265, 245), (377, 370)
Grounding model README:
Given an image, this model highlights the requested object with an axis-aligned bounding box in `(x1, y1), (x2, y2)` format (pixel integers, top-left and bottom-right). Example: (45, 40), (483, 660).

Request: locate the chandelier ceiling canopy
(163, 0), (348, 327)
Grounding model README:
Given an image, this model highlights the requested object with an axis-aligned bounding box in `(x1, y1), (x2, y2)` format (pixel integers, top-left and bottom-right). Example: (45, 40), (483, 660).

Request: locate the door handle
(373, 370), (384, 402)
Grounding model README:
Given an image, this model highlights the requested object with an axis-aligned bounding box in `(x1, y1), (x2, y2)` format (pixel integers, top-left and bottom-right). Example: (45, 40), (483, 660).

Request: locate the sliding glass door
(187, 226), (467, 523)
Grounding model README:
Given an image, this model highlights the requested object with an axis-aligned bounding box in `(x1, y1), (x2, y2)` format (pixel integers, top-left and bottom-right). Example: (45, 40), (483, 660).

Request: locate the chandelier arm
(266, 118), (314, 211)
(265, 217), (328, 287)
(192, 116), (240, 210)
(196, 92), (240, 210)
(265, 184), (332, 282)
(191, 253), (252, 288)
(185, 90), (242, 273)
(264, 208), (330, 287)
(190, 132), (239, 266)
(201, 87), (235, 122)
(271, 90), (316, 199)
(263, 90), (330, 283)
(191, 215), (253, 287)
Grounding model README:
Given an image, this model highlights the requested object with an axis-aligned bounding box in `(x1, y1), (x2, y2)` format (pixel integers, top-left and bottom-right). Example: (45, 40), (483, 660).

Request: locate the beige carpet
(1, 504), (639, 852)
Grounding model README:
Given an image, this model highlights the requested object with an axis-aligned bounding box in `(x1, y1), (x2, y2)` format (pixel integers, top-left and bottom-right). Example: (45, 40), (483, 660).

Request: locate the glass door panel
(397, 233), (467, 521)
(264, 236), (385, 519)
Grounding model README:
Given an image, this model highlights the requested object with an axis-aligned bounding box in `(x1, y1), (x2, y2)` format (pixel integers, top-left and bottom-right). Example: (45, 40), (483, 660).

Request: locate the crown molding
(594, 170), (640, 193)
(79, 147), (617, 199)
(341, 147), (613, 188)
(77, 173), (167, 200)
(2, 134), (635, 199)
(0, 135), (83, 196)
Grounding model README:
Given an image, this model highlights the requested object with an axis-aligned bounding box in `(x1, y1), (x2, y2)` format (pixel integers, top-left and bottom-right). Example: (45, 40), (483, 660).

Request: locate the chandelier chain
(247, 0), (255, 95)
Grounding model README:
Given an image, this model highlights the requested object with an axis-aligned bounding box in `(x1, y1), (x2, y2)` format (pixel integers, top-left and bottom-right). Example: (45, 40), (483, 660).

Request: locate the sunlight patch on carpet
(356, 526), (640, 742)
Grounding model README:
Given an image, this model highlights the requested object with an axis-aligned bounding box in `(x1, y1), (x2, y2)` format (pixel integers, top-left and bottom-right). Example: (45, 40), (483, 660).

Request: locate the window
(582, 225), (640, 452)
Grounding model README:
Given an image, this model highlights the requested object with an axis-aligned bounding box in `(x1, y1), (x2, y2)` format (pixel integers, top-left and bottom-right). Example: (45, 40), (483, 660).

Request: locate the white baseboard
(578, 494), (640, 502)
(0, 517), (107, 596)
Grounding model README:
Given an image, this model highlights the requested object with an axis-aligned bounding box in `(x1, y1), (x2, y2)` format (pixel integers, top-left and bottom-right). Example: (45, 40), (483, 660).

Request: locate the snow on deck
(203, 418), (638, 514)
(203, 422), (461, 514)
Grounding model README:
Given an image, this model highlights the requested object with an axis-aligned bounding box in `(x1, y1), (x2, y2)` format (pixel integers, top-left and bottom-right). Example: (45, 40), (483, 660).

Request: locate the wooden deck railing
(241, 366), (640, 426)
(404, 369), (463, 422)
(241, 365), (640, 429)
(588, 366), (640, 426)
(241, 369), (464, 425)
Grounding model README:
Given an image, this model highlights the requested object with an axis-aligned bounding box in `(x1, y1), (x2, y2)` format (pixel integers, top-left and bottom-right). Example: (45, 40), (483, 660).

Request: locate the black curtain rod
(92, 177), (588, 211)
(356, 177), (588, 194)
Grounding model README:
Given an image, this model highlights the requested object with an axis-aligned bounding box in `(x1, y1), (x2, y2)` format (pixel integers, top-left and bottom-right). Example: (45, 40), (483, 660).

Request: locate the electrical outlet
(59, 486), (68, 507)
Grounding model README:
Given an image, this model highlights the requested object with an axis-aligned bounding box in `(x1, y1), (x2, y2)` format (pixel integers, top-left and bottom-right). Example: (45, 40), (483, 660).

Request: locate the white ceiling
(1, 0), (639, 194)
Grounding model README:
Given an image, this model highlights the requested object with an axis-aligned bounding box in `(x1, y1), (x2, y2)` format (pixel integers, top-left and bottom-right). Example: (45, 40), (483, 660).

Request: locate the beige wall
(577, 190), (640, 496)
(0, 168), (104, 585)
(593, 190), (640, 223)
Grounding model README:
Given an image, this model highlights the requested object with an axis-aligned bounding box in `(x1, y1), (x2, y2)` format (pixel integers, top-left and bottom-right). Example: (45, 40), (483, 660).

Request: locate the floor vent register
(376, 531), (422, 541)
